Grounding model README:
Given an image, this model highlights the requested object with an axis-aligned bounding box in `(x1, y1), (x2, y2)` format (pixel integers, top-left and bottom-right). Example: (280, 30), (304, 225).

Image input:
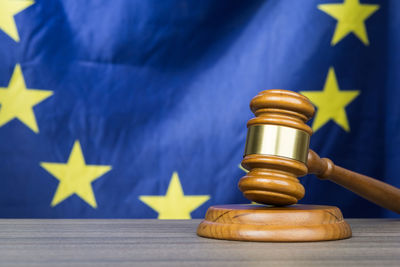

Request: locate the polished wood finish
(248, 89), (314, 134)
(199, 89), (400, 242)
(239, 155), (306, 205)
(197, 204), (352, 242)
(238, 89), (400, 212)
(239, 90), (315, 206)
(308, 150), (400, 214)
(199, 89), (353, 242)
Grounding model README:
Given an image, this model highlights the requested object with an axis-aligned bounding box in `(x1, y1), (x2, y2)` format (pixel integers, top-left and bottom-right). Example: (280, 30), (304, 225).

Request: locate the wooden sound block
(197, 204), (352, 242)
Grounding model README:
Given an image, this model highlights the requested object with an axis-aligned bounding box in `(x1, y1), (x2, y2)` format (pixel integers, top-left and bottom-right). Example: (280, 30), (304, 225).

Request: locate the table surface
(0, 219), (399, 267)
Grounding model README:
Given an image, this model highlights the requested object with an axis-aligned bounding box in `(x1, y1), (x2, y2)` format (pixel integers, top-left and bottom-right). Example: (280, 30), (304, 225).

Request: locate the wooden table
(0, 219), (399, 266)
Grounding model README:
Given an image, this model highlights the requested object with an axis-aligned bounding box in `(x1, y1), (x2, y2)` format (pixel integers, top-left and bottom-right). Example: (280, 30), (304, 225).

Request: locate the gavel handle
(307, 150), (400, 214)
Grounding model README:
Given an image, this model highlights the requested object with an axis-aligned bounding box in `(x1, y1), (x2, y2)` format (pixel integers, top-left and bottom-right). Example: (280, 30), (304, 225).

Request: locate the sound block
(197, 204), (352, 242)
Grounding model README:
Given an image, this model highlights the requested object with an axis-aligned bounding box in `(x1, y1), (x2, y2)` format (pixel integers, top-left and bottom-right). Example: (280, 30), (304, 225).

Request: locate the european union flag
(0, 0), (398, 218)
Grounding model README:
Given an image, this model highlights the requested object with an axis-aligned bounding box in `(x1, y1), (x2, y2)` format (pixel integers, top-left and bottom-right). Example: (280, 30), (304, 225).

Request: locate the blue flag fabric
(0, 0), (398, 218)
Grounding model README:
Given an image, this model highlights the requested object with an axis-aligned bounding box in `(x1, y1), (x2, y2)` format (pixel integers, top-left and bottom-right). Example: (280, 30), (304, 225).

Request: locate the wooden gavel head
(238, 89), (315, 206)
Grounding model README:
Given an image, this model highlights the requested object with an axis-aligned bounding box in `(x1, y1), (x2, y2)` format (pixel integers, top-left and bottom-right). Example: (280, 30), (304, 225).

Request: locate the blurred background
(0, 0), (398, 218)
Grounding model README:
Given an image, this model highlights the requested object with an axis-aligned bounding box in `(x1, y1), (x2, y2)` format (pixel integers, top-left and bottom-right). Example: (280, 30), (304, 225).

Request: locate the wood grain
(239, 89), (314, 206)
(197, 204), (351, 242)
(308, 150), (400, 214)
(238, 90), (400, 212)
(0, 219), (398, 266)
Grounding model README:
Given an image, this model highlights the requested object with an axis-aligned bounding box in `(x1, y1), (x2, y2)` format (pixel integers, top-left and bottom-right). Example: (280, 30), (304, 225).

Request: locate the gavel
(239, 89), (400, 214)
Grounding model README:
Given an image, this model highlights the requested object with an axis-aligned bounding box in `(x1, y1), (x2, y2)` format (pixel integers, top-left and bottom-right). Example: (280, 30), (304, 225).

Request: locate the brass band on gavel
(244, 125), (310, 164)
(238, 89), (315, 206)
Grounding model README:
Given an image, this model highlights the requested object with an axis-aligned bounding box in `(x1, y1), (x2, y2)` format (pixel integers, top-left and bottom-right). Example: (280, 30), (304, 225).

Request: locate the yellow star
(40, 141), (112, 208)
(0, 0), (34, 42)
(300, 67), (360, 132)
(318, 0), (379, 46)
(0, 64), (53, 133)
(139, 172), (210, 219)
